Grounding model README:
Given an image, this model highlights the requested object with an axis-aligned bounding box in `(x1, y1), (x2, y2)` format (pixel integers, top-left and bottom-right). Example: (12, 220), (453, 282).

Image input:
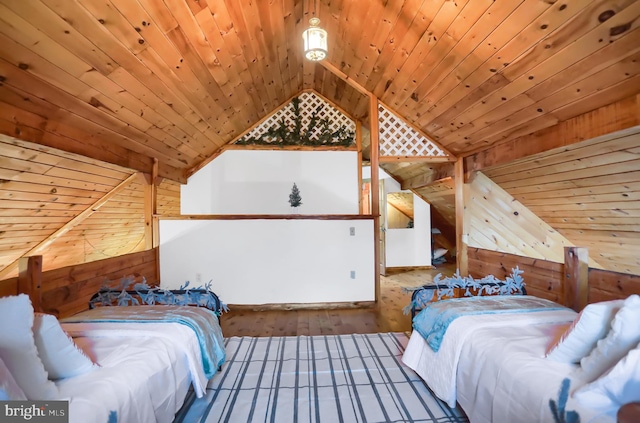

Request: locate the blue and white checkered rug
(175, 333), (468, 423)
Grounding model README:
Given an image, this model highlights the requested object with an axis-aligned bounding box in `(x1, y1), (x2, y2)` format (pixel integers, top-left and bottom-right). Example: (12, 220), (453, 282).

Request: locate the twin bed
(0, 283), (227, 423)
(3, 265), (639, 423)
(402, 271), (640, 423)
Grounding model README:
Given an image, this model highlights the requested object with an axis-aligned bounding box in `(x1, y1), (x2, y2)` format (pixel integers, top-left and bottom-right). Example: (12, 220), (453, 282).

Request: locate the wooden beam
(564, 246), (589, 312)
(0, 173), (139, 281)
(379, 156), (455, 163)
(455, 158), (468, 275)
(370, 94), (381, 304)
(465, 95), (640, 172)
(356, 120), (363, 214)
(18, 255), (42, 312)
(144, 159), (159, 250)
(401, 163), (454, 190)
(320, 61), (371, 98)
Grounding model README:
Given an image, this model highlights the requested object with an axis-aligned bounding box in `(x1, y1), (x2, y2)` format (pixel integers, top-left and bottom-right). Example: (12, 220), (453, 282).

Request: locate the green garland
(235, 97), (355, 147)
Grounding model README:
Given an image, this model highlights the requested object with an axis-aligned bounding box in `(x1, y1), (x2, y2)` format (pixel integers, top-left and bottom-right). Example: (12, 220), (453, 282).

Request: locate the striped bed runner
(176, 332), (468, 423)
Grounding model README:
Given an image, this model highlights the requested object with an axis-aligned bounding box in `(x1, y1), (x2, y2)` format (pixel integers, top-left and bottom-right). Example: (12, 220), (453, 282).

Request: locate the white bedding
(402, 310), (615, 423)
(58, 322), (207, 423)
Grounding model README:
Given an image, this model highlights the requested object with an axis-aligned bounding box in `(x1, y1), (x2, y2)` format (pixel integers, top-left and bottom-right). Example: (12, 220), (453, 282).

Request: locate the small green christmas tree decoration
(289, 183), (303, 210)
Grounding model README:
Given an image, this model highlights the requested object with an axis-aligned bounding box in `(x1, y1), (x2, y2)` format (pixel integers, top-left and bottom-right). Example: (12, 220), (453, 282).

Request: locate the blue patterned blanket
(63, 305), (226, 378)
(413, 295), (567, 352)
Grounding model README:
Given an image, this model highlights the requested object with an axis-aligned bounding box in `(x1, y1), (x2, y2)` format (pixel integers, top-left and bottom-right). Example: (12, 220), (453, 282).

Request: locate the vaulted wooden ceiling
(1, 0), (638, 183)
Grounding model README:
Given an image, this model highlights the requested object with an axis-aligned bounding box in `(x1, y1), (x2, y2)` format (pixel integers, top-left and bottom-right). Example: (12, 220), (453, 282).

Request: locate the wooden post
(454, 158), (468, 275)
(144, 159), (159, 250)
(370, 94), (380, 304)
(356, 120), (363, 214)
(18, 256), (43, 312)
(564, 246), (589, 311)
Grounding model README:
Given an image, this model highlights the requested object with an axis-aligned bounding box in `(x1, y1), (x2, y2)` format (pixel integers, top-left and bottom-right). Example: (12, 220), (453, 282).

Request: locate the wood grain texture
(483, 127), (640, 275)
(0, 0), (639, 289)
(0, 0), (636, 181)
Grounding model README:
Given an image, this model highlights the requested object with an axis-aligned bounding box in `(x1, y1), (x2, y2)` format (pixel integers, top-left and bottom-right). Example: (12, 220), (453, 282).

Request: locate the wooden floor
(220, 263), (456, 337)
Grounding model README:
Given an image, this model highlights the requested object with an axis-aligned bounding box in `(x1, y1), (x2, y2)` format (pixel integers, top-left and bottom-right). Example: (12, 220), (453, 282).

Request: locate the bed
(402, 271), (640, 423)
(0, 282), (227, 423)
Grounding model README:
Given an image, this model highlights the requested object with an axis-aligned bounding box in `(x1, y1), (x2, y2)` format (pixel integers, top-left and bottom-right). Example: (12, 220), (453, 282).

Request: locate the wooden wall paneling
(0, 137), (138, 277)
(6, 175), (141, 275)
(415, 178), (456, 225)
(589, 267), (640, 303)
(483, 128), (640, 275)
(0, 276), (17, 297)
(477, 127), (640, 180)
(156, 178), (182, 216)
(467, 172), (580, 265)
(468, 248), (564, 303)
(466, 95), (640, 173)
(39, 249), (159, 318)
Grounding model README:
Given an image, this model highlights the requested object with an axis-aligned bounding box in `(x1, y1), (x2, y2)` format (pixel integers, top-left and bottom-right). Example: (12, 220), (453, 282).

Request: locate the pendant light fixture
(302, 0), (327, 61)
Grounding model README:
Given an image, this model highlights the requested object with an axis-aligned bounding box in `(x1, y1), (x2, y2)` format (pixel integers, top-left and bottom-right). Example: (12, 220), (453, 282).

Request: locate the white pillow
(545, 299), (624, 363)
(574, 341), (640, 417)
(0, 295), (58, 399)
(0, 356), (26, 400)
(33, 313), (98, 380)
(580, 294), (640, 382)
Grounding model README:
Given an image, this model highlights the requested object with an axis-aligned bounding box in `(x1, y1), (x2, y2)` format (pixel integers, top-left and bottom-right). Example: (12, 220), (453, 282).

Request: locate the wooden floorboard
(220, 263), (456, 337)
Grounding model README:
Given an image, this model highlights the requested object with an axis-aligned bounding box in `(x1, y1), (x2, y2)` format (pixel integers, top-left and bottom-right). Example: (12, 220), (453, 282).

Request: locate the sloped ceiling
(0, 0), (638, 182)
(1, 0), (640, 279)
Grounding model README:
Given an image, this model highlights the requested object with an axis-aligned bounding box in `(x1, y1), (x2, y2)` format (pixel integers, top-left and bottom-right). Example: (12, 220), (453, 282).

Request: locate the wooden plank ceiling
(1, 0), (639, 278)
(0, 0), (638, 182)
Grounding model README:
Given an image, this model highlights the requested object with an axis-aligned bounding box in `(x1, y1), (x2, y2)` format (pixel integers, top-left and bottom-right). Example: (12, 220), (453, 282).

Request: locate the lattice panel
(236, 92), (355, 143)
(378, 104), (449, 157)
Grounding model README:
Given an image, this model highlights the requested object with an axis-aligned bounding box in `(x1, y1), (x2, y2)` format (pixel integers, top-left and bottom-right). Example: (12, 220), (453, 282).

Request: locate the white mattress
(57, 322), (204, 423)
(403, 311), (615, 423)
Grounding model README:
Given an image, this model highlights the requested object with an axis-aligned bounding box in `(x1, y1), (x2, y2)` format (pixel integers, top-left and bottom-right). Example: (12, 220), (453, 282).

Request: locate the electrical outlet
(350, 270), (356, 279)
(350, 226), (355, 236)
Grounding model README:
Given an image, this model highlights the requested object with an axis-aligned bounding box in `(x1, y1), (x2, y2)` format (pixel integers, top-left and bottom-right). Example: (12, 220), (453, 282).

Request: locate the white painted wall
(382, 177), (432, 267)
(159, 219), (375, 305)
(182, 150), (359, 214)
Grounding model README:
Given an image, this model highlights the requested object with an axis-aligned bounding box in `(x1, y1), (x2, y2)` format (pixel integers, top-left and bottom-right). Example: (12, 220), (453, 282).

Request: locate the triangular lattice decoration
(235, 92), (356, 147)
(378, 103), (450, 158)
